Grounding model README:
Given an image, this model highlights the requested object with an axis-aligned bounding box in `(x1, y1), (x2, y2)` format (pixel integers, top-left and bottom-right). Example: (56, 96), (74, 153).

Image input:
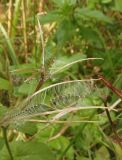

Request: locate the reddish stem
(99, 76), (122, 99)
(99, 75), (122, 149)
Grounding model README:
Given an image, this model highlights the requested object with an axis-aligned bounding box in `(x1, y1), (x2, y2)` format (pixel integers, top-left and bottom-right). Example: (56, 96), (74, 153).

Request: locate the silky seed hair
(0, 79), (98, 127)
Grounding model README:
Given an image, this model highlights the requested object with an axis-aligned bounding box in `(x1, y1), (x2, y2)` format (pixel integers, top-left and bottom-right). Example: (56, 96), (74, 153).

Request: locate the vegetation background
(0, 0), (122, 160)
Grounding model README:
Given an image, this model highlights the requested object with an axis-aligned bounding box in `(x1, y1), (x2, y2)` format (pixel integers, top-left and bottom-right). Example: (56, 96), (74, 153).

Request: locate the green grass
(0, 0), (122, 160)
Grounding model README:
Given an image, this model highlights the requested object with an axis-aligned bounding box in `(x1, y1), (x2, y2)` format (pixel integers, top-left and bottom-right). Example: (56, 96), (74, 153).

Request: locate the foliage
(0, 0), (122, 160)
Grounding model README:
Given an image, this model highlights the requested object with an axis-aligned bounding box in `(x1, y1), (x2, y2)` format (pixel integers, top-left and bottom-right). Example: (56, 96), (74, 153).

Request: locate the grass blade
(0, 23), (19, 65)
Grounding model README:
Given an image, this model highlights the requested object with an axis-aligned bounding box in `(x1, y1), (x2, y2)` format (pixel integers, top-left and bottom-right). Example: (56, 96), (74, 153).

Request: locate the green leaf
(49, 136), (74, 159)
(114, 143), (122, 159)
(94, 146), (110, 160)
(0, 138), (4, 151)
(52, 0), (76, 6)
(17, 79), (37, 95)
(50, 54), (102, 75)
(55, 20), (75, 44)
(16, 122), (37, 135)
(0, 78), (12, 90)
(76, 156), (89, 160)
(75, 8), (112, 23)
(39, 11), (61, 24)
(0, 104), (8, 118)
(101, 0), (112, 4)
(115, 0), (122, 12)
(79, 26), (105, 48)
(0, 141), (55, 160)
(49, 54), (85, 74)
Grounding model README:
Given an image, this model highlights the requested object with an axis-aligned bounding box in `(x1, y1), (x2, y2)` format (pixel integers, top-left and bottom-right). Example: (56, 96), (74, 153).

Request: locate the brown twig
(99, 76), (122, 99)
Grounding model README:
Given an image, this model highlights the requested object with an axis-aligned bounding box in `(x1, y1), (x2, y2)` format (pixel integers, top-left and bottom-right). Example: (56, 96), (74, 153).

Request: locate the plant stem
(99, 76), (122, 148)
(2, 127), (14, 160)
(22, 0), (28, 62)
(103, 100), (122, 149)
(8, 0), (13, 36)
(99, 76), (122, 99)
